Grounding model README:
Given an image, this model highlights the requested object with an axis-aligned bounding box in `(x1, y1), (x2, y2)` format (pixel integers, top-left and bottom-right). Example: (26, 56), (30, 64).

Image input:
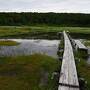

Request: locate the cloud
(0, 0), (90, 13)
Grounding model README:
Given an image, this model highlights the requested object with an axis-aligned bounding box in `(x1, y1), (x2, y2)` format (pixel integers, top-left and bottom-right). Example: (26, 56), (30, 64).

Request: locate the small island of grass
(0, 40), (19, 46)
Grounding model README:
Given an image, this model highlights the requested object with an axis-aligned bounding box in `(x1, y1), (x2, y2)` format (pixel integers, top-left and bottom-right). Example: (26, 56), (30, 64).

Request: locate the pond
(0, 39), (60, 58)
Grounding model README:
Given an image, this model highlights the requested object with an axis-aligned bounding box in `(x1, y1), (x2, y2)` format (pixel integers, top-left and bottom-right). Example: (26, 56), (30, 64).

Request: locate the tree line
(0, 12), (90, 26)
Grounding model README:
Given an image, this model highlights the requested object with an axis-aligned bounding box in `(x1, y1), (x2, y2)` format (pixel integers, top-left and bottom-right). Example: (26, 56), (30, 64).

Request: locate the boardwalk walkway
(58, 31), (79, 90)
(74, 40), (87, 50)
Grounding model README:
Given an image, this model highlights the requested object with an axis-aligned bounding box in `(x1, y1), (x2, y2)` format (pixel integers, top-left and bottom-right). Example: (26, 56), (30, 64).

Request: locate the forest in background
(0, 12), (90, 27)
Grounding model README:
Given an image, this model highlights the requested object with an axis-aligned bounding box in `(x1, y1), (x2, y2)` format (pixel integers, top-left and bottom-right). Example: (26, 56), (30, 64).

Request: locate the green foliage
(76, 58), (90, 90)
(57, 34), (64, 57)
(0, 26), (90, 39)
(0, 13), (90, 27)
(0, 54), (61, 90)
(75, 50), (90, 90)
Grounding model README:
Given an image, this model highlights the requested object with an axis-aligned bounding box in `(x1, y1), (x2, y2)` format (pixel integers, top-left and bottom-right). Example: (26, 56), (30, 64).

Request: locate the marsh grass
(76, 58), (90, 90)
(75, 50), (90, 90)
(0, 54), (61, 90)
(0, 26), (90, 38)
(0, 40), (19, 46)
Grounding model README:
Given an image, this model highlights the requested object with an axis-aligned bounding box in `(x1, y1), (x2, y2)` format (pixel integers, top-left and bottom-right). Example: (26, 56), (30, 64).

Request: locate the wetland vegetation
(0, 12), (90, 90)
(0, 26), (89, 90)
(75, 50), (90, 90)
(0, 26), (90, 39)
(0, 54), (61, 90)
(0, 40), (19, 46)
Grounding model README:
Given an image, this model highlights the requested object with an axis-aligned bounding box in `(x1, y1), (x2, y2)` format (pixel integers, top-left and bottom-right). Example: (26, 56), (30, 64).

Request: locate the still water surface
(0, 39), (59, 58)
(0, 39), (90, 63)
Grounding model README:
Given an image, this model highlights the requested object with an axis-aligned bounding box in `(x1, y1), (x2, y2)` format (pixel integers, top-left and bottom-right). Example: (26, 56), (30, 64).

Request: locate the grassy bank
(77, 58), (90, 90)
(75, 50), (90, 90)
(0, 26), (90, 33)
(0, 54), (61, 90)
(0, 40), (19, 46)
(29, 26), (90, 34)
(0, 26), (90, 39)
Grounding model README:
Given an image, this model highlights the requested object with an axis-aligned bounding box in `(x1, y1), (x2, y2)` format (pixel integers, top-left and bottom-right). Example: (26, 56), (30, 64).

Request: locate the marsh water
(0, 39), (90, 64)
(0, 39), (59, 58)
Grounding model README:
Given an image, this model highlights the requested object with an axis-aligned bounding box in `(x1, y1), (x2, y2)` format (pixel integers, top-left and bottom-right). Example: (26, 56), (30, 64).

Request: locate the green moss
(0, 54), (61, 90)
(0, 40), (19, 46)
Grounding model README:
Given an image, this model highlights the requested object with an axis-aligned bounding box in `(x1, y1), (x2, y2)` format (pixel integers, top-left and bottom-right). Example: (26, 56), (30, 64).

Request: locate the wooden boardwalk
(58, 31), (79, 90)
(74, 40), (87, 50)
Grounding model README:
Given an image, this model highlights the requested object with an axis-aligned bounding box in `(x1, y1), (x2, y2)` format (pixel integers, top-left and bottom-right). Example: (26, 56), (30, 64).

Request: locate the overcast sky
(0, 0), (90, 13)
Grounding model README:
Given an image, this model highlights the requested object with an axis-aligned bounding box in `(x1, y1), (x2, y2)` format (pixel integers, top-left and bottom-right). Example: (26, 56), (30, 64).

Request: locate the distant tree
(0, 12), (90, 26)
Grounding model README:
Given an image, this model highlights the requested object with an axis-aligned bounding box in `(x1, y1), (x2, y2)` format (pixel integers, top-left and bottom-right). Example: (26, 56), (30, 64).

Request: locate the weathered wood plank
(58, 31), (79, 90)
(74, 40), (87, 50)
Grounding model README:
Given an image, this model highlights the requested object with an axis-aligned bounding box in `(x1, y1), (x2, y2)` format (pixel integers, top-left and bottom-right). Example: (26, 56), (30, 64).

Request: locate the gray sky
(0, 0), (90, 13)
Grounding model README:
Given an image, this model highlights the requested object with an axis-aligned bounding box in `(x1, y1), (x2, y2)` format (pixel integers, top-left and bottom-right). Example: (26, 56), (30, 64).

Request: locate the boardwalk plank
(58, 31), (79, 90)
(74, 40), (87, 49)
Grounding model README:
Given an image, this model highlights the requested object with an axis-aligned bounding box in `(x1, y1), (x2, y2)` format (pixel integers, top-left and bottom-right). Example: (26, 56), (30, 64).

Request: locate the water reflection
(0, 39), (59, 58)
